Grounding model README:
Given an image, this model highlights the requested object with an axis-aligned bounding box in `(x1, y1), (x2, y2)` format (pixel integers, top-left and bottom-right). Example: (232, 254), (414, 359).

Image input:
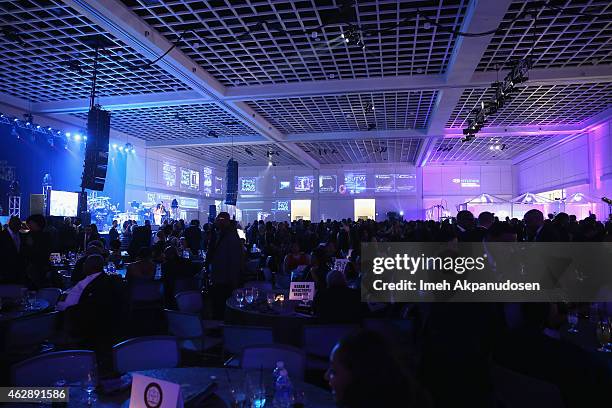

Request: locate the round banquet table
(224, 294), (318, 346)
(560, 318), (612, 374)
(15, 367), (335, 408)
(0, 298), (50, 323)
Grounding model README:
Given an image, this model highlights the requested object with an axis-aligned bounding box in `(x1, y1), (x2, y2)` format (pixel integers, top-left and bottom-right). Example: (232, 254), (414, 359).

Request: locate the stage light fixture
(112, 143), (118, 149)
(268, 160), (273, 166)
(118, 145), (124, 152)
(74, 134), (81, 141)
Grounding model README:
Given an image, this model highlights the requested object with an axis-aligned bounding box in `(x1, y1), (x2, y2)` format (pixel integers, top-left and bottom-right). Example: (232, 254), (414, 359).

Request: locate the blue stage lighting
(83, 136), (87, 141)
(112, 143), (118, 149)
(118, 146), (124, 152)
(74, 134), (81, 141)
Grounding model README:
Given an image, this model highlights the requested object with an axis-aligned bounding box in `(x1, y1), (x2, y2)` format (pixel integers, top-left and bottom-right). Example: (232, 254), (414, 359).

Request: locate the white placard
(289, 281), (315, 301)
(333, 259), (349, 273)
(129, 373), (183, 408)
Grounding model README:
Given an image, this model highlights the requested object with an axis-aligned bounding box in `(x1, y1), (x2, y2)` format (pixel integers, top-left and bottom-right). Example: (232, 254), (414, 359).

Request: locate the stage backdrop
(0, 123), (127, 218)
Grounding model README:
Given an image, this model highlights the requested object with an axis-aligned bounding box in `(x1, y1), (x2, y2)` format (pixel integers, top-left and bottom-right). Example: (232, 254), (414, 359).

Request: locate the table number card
(289, 281), (315, 301)
(333, 259), (349, 273)
(129, 374), (183, 408)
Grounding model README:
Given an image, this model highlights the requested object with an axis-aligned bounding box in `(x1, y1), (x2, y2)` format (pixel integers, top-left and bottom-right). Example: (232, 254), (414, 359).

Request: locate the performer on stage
(153, 203), (164, 225)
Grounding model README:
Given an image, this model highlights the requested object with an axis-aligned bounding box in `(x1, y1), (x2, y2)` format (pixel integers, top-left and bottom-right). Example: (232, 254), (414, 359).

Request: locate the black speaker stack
(225, 158), (238, 206)
(81, 106), (111, 191)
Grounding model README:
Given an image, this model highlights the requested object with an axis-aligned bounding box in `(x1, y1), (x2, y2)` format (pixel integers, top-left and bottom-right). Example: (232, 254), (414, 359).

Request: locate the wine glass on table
(82, 364), (97, 405)
(235, 289), (244, 308)
(245, 288), (254, 305)
(266, 293), (275, 308)
(567, 311), (579, 333)
(596, 319), (611, 352)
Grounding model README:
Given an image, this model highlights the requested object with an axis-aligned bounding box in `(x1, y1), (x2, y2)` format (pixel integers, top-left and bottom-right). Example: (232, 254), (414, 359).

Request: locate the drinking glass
(235, 290), (244, 308)
(252, 288), (260, 302)
(266, 293), (275, 307)
(567, 312), (579, 333)
(596, 320), (611, 352)
(82, 365), (97, 405)
(231, 387), (247, 408)
(27, 291), (37, 310)
(293, 389), (306, 408)
(245, 288), (254, 304)
(250, 388), (266, 408)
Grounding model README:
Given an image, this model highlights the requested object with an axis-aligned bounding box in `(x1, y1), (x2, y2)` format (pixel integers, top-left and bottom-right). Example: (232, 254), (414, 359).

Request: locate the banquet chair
(222, 325), (274, 367)
(11, 350), (96, 386)
(164, 309), (221, 356)
(175, 290), (203, 314)
(240, 344), (306, 380)
(173, 277), (198, 297)
(0, 284), (25, 299)
(112, 336), (180, 374)
(129, 281), (164, 306)
(5, 311), (59, 353)
(37, 287), (62, 307)
(302, 325), (359, 370)
(492, 364), (564, 408)
(242, 281), (273, 292)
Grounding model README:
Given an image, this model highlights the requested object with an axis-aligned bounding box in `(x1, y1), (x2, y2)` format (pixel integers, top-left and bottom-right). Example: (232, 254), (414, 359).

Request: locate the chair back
(243, 281), (273, 292)
(241, 344), (306, 380)
(492, 364), (564, 408)
(130, 280), (163, 303)
(112, 336), (179, 373)
(302, 325), (358, 358)
(11, 350), (96, 386)
(173, 278), (198, 296)
(5, 311), (59, 350)
(223, 325), (274, 355)
(165, 309), (202, 339)
(37, 288), (62, 307)
(175, 291), (203, 314)
(0, 284), (25, 299)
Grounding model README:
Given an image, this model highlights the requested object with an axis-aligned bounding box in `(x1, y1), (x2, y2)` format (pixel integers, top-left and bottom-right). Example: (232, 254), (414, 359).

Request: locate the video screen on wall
(50, 190), (79, 217)
(294, 176), (314, 193)
(214, 176), (223, 194)
(279, 180), (291, 190)
(202, 167), (212, 194)
(343, 172), (367, 194)
(319, 175), (337, 193)
(162, 162), (176, 187)
(180, 168), (199, 191)
(240, 177), (258, 193)
(375, 174), (395, 192)
(276, 200), (289, 211)
(395, 173), (417, 192)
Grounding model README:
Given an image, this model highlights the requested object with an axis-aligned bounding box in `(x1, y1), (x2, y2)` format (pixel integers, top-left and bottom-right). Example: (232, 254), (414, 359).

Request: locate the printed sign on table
(129, 373), (183, 408)
(289, 281), (315, 301)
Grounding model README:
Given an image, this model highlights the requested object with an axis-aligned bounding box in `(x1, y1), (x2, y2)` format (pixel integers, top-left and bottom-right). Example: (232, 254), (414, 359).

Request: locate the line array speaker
(225, 158), (238, 206)
(81, 107), (110, 191)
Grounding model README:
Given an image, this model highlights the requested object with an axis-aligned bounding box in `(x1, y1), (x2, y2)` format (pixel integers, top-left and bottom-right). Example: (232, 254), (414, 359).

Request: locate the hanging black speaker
(81, 107), (110, 191)
(225, 158), (238, 206)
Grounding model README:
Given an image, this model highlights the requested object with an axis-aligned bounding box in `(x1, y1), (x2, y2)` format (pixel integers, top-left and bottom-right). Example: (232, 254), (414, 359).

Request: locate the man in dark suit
(208, 212), (244, 319)
(62, 255), (126, 356)
(108, 219), (120, 243)
(455, 210), (476, 242)
(0, 216), (25, 283)
(128, 223), (152, 257)
(524, 209), (559, 242)
(184, 219), (202, 254)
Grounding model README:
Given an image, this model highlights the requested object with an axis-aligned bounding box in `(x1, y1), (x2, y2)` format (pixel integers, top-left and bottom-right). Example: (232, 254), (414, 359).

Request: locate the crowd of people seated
(1, 209), (611, 406)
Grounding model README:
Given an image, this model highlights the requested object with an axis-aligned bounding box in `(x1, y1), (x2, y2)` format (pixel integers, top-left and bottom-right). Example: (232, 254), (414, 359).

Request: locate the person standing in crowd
(108, 219), (120, 243)
(58, 217), (78, 252)
(207, 212), (244, 319)
(77, 223), (101, 251)
(455, 210), (476, 241)
(184, 219), (202, 255)
(0, 216), (25, 283)
(22, 214), (51, 289)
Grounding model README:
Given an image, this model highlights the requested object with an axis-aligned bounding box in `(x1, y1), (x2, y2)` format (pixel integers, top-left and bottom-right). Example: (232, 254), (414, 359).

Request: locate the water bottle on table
(273, 368), (293, 408)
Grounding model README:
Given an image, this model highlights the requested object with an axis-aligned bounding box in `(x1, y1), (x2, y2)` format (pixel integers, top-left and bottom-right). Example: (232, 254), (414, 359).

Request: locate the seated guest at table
(325, 330), (427, 408)
(108, 239), (122, 267)
(126, 247), (156, 281)
(0, 216), (25, 284)
(108, 219), (120, 243)
(60, 255), (126, 359)
(161, 245), (193, 306)
(313, 270), (362, 324)
(208, 212), (244, 319)
(493, 302), (611, 408)
(128, 223), (152, 257)
(282, 241), (310, 276)
(304, 247), (330, 289)
(72, 245), (105, 284)
(23, 214), (51, 289)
